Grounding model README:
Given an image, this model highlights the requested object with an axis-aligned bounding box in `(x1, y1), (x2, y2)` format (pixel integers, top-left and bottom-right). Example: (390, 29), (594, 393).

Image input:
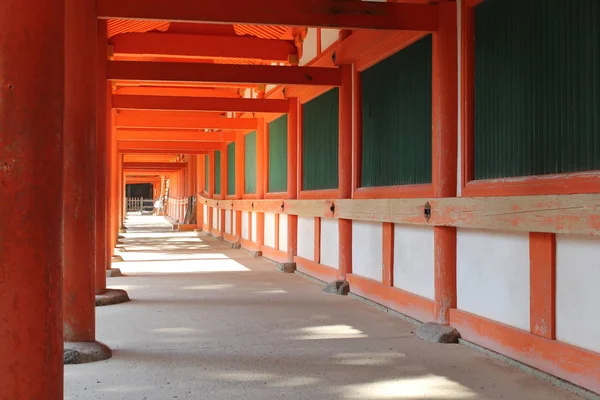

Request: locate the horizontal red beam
(114, 86), (243, 97)
(112, 95), (290, 113)
(123, 162), (186, 170)
(97, 0), (438, 31)
(111, 32), (296, 62)
(107, 61), (342, 86)
(118, 140), (222, 152)
(115, 111), (258, 130)
(117, 129), (237, 142)
(120, 149), (210, 155)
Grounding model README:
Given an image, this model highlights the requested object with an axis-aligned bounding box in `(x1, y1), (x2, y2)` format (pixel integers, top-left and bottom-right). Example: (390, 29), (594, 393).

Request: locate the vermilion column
(95, 20), (108, 294)
(235, 133), (245, 239)
(256, 118), (265, 246)
(287, 98), (299, 262)
(220, 144), (228, 235)
(338, 62), (353, 278)
(63, 0), (111, 362)
(0, 0), (64, 396)
(432, 2), (458, 325)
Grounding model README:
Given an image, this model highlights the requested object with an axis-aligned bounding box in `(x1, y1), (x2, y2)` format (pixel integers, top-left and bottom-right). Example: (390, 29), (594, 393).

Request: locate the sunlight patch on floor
(330, 352), (407, 366)
(343, 375), (477, 399)
(291, 325), (368, 340)
(117, 259), (251, 274)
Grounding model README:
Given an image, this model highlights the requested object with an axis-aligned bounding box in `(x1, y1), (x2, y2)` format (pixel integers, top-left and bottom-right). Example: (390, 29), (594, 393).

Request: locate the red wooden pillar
(0, 0), (65, 396)
(287, 98), (299, 262)
(220, 144), (228, 235)
(118, 154), (125, 229)
(235, 133), (244, 239)
(208, 151), (215, 229)
(109, 109), (119, 252)
(338, 61), (353, 278)
(432, 2), (458, 325)
(63, 0), (111, 361)
(196, 155), (204, 227)
(256, 118), (266, 246)
(95, 20), (108, 294)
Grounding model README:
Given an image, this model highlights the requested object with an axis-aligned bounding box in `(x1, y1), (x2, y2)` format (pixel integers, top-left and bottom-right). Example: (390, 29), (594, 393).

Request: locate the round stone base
(106, 268), (122, 277)
(96, 288), (130, 306)
(118, 228), (126, 233)
(64, 341), (112, 364)
(111, 255), (124, 262)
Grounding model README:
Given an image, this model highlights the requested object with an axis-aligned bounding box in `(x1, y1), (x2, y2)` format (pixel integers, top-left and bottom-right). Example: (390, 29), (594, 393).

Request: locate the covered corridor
(3, 0), (600, 398)
(66, 216), (579, 400)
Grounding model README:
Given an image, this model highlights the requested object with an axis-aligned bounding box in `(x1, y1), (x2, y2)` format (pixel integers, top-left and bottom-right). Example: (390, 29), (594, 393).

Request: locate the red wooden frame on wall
(460, 1), (600, 197)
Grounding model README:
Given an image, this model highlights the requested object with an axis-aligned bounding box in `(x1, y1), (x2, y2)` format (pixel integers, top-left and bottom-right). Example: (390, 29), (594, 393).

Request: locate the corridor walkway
(64, 216), (583, 400)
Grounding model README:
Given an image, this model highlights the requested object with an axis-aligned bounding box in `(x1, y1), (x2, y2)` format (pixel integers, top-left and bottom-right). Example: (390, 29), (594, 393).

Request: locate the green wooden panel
(227, 143), (235, 196)
(361, 35), (432, 187)
(474, 0), (600, 179)
(302, 88), (339, 190)
(204, 155), (208, 191)
(214, 150), (221, 195)
(268, 114), (288, 193)
(244, 131), (257, 194)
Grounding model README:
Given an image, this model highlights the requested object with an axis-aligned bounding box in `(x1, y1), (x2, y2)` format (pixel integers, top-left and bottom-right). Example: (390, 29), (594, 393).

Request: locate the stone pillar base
(415, 322), (460, 344)
(118, 228), (126, 233)
(111, 255), (124, 262)
(96, 288), (130, 306)
(231, 242), (241, 249)
(64, 341), (112, 364)
(118, 235), (125, 239)
(106, 268), (122, 277)
(323, 280), (350, 296)
(276, 262), (296, 273)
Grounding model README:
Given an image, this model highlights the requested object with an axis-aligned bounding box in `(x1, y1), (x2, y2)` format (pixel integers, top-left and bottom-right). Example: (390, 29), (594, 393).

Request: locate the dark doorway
(126, 183), (153, 199)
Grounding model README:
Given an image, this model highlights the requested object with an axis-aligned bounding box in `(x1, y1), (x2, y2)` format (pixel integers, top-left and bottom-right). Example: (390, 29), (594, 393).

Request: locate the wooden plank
(108, 61), (342, 86)
(195, 194), (600, 235)
(112, 95), (291, 113)
(97, 0), (438, 31)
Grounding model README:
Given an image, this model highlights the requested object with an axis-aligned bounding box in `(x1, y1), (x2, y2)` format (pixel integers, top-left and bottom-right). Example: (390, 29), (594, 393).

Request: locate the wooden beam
(123, 162), (186, 170)
(115, 110), (258, 130)
(198, 194), (600, 236)
(97, 0), (438, 31)
(111, 32), (296, 62)
(113, 95), (290, 113)
(118, 140), (222, 152)
(120, 149), (210, 155)
(117, 129), (237, 142)
(114, 86), (242, 98)
(107, 61), (342, 86)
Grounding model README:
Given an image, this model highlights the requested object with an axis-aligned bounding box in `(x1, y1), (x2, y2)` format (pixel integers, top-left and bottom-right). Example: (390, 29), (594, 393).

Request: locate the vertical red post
(208, 151), (215, 229)
(338, 62), (353, 278)
(220, 144), (228, 235)
(382, 223), (394, 286)
(287, 98), (299, 262)
(0, 0), (65, 396)
(530, 232), (556, 339)
(235, 133), (244, 239)
(63, 0), (111, 361)
(432, 1), (458, 325)
(95, 20), (108, 294)
(109, 109), (119, 252)
(256, 118), (265, 245)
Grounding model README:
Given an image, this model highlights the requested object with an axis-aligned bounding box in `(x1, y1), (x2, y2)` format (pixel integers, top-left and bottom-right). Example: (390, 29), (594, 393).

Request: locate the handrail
(197, 193), (600, 236)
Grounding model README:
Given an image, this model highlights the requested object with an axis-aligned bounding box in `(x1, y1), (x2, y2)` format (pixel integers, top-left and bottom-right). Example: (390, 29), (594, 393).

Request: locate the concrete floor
(65, 215), (583, 400)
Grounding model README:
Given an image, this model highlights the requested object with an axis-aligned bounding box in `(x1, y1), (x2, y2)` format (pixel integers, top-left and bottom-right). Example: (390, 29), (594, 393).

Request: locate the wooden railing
(197, 193), (600, 235)
(126, 197), (154, 213)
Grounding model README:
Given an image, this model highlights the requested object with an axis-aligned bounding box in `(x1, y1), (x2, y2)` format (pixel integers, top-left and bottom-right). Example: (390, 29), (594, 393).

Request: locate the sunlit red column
(0, 0), (65, 396)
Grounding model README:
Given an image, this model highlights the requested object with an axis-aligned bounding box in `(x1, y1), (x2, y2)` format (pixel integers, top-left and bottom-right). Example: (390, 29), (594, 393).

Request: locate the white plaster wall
(212, 208), (219, 230)
(297, 217), (314, 260)
(556, 235), (600, 353)
(233, 211), (238, 235)
(225, 210), (232, 235)
(321, 29), (339, 50)
(300, 28), (318, 66)
(264, 213), (276, 248)
(251, 212), (257, 242)
(457, 229), (530, 331)
(279, 214), (288, 252)
(242, 211), (249, 240)
(320, 218), (339, 269)
(352, 221), (383, 282)
(203, 205), (208, 224)
(393, 225), (435, 300)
